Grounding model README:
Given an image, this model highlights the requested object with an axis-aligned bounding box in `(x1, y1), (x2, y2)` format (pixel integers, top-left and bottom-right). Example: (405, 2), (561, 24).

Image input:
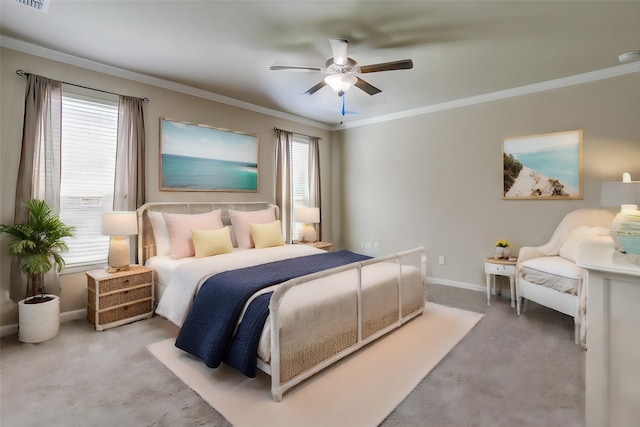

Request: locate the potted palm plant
(0, 199), (75, 343)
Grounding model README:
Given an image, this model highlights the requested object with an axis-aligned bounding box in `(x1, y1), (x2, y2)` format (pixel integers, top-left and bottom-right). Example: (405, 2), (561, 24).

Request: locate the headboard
(136, 202), (279, 265)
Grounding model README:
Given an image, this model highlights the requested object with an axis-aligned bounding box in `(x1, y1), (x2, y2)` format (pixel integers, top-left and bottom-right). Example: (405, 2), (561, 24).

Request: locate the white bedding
(150, 244), (324, 326)
(150, 243), (424, 370)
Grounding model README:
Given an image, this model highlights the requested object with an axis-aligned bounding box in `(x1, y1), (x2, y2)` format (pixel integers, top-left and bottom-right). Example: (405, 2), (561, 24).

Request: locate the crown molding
(3, 35), (638, 132)
(333, 61), (640, 130)
(0, 36), (331, 130)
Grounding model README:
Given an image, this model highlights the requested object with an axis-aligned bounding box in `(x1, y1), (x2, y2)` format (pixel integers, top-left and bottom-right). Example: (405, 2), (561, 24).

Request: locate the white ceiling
(1, 0), (640, 127)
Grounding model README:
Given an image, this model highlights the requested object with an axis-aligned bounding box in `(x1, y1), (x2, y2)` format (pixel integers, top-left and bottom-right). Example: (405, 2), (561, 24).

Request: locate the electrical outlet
(438, 255), (445, 265)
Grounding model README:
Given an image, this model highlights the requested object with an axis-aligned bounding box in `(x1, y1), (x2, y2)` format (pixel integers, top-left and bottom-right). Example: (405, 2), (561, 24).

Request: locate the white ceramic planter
(18, 294), (60, 343)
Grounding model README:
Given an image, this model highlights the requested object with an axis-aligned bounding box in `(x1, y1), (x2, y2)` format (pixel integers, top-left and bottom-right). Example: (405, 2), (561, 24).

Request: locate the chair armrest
(517, 246), (547, 265)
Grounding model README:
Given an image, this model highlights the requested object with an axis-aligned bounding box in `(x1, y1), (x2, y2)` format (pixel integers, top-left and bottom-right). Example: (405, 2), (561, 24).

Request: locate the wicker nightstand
(294, 241), (333, 251)
(86, 266), (154, 331)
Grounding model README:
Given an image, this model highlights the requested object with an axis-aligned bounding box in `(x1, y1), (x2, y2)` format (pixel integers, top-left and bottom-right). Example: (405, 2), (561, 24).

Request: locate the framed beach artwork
(160, 118), (258, 192)
(502, 130), (583, 200)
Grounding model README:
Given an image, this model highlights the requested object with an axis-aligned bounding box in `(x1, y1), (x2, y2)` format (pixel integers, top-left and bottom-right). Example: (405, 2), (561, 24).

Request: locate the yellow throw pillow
(190, 227), (234, 258)
(249, 220), (285, 249)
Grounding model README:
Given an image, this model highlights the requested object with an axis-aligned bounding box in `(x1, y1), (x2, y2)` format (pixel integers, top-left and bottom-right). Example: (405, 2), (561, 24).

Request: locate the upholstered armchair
(516, 209), (614, 347)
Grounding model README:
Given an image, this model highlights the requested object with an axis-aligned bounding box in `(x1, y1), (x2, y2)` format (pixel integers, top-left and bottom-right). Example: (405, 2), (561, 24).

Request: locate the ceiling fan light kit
(324, 74), (357, 97)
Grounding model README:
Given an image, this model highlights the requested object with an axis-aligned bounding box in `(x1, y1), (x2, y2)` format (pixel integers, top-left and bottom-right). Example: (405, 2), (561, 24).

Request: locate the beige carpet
(147, 302), (483, 427)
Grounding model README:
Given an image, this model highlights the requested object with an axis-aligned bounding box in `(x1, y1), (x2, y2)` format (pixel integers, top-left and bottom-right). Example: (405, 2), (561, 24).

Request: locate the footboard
(264, 247), (426, 401)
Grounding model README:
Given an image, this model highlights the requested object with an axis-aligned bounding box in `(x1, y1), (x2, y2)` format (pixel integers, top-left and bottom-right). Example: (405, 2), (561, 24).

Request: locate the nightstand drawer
(87, 270), (152, 294)
(87, 298), (153, 327)
(485, 263), (515, 276)
(87, 284), (152, 309)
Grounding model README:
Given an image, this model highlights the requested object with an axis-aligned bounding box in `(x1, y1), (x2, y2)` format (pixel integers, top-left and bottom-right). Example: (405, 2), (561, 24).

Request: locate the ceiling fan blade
(270, 65), (323, 72)
(304, 81), (327, 95)
(329, 38), (349, 66)
(359, 59), (414, 73)
(354, 78), (382, 96)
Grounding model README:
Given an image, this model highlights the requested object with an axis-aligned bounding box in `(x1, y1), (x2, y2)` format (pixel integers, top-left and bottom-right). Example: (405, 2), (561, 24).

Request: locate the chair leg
(516, 297), (523, 315)
(574, 318), (580, 345)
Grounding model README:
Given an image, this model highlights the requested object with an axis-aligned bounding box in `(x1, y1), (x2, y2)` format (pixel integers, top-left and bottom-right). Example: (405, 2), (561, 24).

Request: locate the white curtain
(114, 96), (146, 262)
(275, 129), (293, 241)
(308, 137), (322, 240)
(114, 96), (146, 211)
(11, 74), (62, 301)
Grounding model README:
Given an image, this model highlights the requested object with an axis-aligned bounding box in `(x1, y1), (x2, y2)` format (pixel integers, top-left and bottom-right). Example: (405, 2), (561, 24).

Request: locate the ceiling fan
(270, 38), (413, 97)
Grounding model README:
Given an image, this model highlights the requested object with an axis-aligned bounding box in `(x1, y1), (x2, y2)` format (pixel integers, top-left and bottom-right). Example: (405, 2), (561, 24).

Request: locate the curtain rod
(273, 127), (322, 141)
(16, 69), (150, 103)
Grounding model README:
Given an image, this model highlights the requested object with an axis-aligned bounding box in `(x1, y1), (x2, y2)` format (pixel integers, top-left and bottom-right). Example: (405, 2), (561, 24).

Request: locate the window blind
(59, 92), (118, 266)
(290, 135), (310, 241)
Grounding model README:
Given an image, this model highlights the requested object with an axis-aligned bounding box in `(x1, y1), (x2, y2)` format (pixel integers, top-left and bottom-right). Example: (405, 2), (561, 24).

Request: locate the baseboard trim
(0, 309), (87, 338)
(61, 309), (87, 323)
(427, 276), (485, 293)
(0, 324), (18, 338)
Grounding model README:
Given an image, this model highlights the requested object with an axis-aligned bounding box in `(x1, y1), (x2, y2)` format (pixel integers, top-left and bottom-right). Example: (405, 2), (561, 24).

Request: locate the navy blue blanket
(175, 250), (371, 377)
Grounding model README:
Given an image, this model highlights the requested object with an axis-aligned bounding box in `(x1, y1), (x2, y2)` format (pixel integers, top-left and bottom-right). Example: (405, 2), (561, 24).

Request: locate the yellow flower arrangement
(495, 239), (511, 248)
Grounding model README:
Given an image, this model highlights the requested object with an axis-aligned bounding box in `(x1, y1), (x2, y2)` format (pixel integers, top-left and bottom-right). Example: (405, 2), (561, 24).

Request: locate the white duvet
(151, 244), (324, 327)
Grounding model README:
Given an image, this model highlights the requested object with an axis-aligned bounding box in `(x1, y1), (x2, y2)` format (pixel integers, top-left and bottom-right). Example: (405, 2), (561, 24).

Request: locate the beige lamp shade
(601, 173), (640, 212)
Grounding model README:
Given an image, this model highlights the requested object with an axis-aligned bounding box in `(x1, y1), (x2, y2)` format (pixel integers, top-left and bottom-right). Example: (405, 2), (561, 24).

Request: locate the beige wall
(2, 45), (639, 328)
(0, 47), (332, 326)
(334, 72), (640, 288)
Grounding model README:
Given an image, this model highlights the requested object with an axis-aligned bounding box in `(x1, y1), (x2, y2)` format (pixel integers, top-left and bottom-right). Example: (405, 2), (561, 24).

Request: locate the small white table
(484, 258), (517, 307)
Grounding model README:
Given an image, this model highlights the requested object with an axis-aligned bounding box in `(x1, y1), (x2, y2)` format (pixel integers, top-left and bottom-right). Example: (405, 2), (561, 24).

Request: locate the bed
(137, 202), (426, 401)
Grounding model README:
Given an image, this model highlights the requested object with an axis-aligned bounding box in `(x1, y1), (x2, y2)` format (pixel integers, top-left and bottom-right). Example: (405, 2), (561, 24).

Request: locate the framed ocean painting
(160, 118), (258, 192)
(502, 130), (583, 200)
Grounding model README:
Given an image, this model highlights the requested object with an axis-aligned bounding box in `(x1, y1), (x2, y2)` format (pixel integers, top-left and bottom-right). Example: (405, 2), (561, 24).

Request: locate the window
(290, 134), (310, 241)
(59, 92), (118, 267)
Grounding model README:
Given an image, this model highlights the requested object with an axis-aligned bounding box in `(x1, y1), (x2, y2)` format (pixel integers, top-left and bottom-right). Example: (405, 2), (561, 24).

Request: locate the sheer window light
(59, 92), (118, 267)
(290, 135), (310, 241)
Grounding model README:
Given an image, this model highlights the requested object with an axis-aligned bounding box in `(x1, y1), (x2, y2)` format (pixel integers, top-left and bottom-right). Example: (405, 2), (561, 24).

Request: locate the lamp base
(107, 236), (131, 273)
(299, 224), (317, 243)
(610, 209), (640, 265)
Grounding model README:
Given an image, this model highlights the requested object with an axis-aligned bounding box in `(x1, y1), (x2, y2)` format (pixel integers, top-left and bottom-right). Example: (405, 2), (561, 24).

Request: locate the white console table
(578, 236), (640, 427)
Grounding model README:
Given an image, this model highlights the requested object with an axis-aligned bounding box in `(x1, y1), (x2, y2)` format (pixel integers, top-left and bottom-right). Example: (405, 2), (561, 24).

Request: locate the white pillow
(163, 210), (223, 259)
(147, 211), (170, 256)
(229, 208), (276, 248)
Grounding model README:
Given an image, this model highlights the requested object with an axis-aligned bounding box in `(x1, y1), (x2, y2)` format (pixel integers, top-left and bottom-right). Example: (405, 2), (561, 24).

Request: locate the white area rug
(147, 302), (483, 427)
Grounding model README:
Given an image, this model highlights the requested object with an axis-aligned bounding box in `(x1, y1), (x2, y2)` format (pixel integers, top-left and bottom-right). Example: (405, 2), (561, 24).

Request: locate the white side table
(484, 258), (517, 307)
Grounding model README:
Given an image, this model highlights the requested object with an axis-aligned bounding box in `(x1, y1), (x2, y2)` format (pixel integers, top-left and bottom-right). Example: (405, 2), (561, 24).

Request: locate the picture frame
(502, 130), (583, 200)
(160, 118), (258, 192)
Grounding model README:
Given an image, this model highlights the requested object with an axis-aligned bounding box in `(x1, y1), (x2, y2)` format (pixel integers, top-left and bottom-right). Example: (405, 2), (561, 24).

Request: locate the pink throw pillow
(163, 210), (223, 259)
(229, 208), (276, 248)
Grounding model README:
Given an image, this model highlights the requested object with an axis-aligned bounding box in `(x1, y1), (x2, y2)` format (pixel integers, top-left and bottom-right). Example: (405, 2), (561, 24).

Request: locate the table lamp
(101, 211), (138, 272)
(601, 173), (640, 264)
(295, 207), (320, 243)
